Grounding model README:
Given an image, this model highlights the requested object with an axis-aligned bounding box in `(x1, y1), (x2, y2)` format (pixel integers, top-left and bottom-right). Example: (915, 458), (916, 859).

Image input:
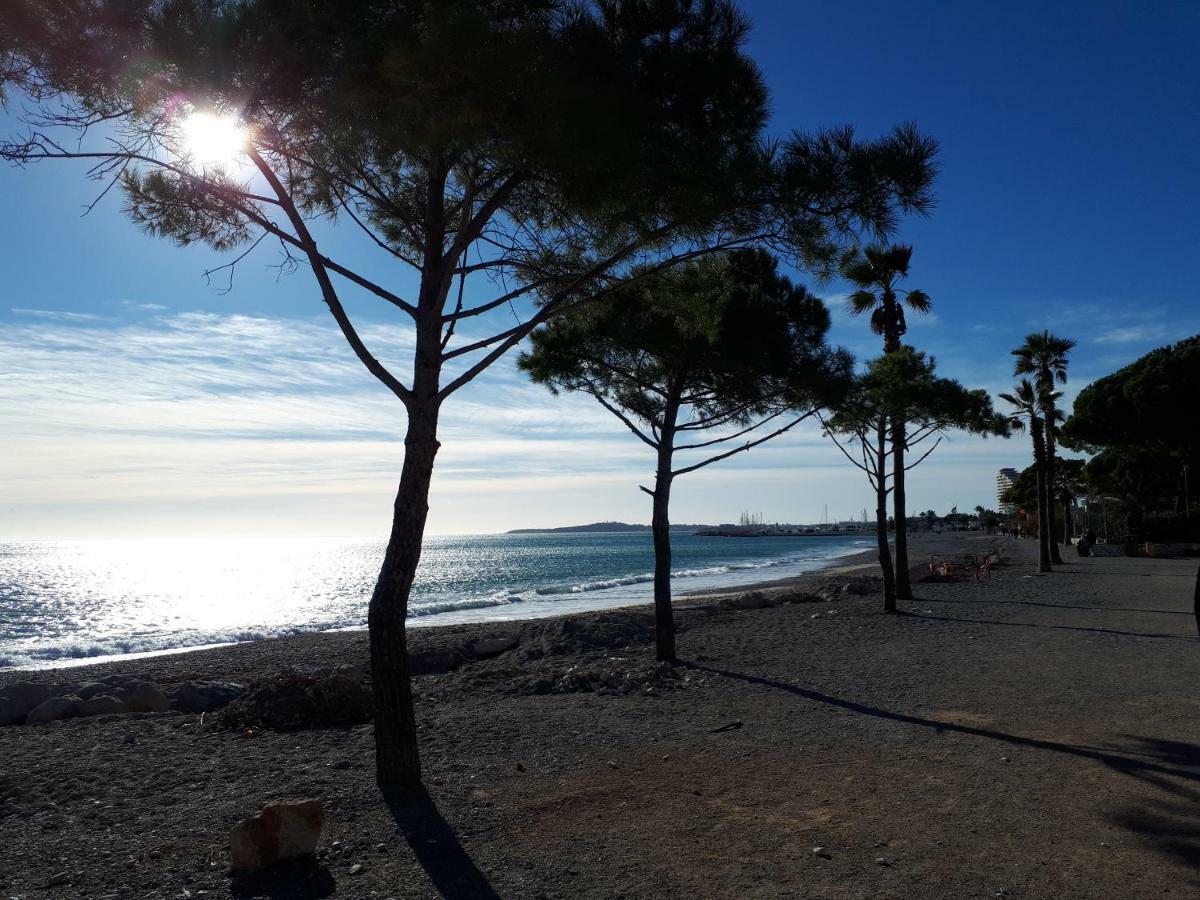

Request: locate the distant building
(996, 467), (1019, 514)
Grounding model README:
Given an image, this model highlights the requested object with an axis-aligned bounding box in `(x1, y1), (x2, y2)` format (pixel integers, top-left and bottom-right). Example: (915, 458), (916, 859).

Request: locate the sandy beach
(2, 531), (1198, 898)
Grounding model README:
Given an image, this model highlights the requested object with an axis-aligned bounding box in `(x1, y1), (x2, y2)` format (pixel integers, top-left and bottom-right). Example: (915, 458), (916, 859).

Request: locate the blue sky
(1, 0), (1198, 538)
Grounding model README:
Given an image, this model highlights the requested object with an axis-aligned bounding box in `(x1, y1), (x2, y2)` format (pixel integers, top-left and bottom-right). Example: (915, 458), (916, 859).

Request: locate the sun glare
(180, 110), (248, 168)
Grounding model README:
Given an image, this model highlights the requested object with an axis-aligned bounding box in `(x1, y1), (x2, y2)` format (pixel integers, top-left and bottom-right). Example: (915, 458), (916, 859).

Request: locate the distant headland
(506, 521), (716, 534)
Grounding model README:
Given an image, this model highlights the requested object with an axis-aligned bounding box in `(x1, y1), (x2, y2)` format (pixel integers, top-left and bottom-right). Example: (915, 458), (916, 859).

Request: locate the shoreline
(0, 532), (969, 685)
(1, 534), (886, 675)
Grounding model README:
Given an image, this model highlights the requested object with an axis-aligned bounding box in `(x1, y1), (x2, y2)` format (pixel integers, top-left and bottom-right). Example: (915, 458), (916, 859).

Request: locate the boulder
(465, 636), (518, 659)
(78, 694), (126, 717)
(173, 680), (247, 713)
(230, 799), (323, 872)
(25, 695), (82, 725)
(0, 682), (51, 726)
(74, 682), (110, 701)
(120, 682), (170, 713)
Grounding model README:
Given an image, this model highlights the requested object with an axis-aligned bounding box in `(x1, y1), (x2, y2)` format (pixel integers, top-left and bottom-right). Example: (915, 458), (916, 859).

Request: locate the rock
(25, 695), (82, 725)
(230, 799), (323, 872)
(348, 864), (363, 875)
(812, 846), (832, 859)
(173, 680), (247, 713)
(465, 636), (518, 659)
(121, 682), (170, 713)
(78, 694), (126, 717)
(45, 872), (71, 888)
(73, 682), (110, 700)
(0, 682), (51, 726)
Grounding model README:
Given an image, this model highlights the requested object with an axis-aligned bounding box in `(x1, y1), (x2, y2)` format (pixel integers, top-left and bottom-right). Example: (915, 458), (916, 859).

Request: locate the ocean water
(0, 532), (870, 670)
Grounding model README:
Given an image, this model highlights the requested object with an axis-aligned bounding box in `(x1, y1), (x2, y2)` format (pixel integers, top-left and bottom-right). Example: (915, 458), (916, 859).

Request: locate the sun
(180, 110), (249, 168)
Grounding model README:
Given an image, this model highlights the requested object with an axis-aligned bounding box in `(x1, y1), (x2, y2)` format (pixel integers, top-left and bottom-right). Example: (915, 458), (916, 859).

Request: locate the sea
(0, 531), (871, 671)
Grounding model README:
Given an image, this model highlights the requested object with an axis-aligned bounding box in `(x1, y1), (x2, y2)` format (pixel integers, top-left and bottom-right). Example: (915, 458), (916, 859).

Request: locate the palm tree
(1013, 331), (1077, 563)
(843, 244), (932, 600)
(1000, 379), (1055, 573)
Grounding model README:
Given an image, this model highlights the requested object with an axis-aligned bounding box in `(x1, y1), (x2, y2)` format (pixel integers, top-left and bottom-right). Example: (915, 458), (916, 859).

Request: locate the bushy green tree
(1064, 335), (1199, 539)
(520, 250), (851, 660)
(1, 0), (936, 789)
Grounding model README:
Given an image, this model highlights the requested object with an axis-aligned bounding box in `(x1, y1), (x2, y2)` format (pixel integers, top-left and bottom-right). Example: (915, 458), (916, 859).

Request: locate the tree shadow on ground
(686, 663), (1200, 878)
(916, 595), (1191, 617)
(684, 663), (1200, 787)
(384, 786), (500, 899)
(229, 858), (336, 899)
(903, 609), (1193, 642)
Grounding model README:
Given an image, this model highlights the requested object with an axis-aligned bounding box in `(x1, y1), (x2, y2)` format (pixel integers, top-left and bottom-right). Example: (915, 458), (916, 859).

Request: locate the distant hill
(506, 521), (716, 534)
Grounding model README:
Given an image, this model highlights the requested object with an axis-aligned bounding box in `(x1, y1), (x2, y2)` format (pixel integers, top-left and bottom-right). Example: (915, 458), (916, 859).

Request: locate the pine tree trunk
(892, 414), (912, 601)
(370, 398), (440, 790)
(651, 400), (680, 663)
(876, 420), (897, 610)
(651, 473), (676, 663)
(368, 298), (446, 791)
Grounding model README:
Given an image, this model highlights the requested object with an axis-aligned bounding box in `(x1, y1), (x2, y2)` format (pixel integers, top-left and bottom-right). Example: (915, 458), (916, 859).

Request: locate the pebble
(45, 872), (70, 887)
(875, 857), (892, 866)
(812, 847), (832, 859)
(349, 864), (364, 875)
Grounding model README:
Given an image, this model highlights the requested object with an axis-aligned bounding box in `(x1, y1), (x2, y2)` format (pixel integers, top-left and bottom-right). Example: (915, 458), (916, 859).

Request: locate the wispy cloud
(1093, 324), (1177, 345)
(11, 307), (100, 322)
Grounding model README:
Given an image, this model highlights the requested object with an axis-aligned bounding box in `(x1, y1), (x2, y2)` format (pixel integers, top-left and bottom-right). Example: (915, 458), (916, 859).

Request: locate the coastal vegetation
(519, 250), (852, 660)
(822, 348), (1007, 608)
(0, 0), (936, 789)
(1063, 335), (1200, 542)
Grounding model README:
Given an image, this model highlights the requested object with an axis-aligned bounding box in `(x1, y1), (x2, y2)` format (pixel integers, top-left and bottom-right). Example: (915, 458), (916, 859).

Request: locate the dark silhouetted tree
(520, 250), (851, 660)
(1013, 331), (1076, 563)
(1001, 379), (1055, 573)
(824, 348), (1007, 610)
(841, 244), (931, 600)
(0, 0), (936, 790)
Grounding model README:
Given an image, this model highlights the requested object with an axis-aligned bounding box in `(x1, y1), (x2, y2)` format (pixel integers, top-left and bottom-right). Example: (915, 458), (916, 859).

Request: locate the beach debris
(25, 695), (82, 725)
(507, 658), (683, 696)
(709, 719), (744, 733)
(465, 636), (519, 659)
(229, 798), (324, 872)
(518, 613), (654, 661)
(0, 682), (51, 725)
(722, 590), (771, 610)
(173, 680), (247, 713)
(213, 671), (372, 731)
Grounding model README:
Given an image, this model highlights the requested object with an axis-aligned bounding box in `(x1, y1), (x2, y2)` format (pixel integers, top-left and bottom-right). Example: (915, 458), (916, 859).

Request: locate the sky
(1, 0), (1198, 539)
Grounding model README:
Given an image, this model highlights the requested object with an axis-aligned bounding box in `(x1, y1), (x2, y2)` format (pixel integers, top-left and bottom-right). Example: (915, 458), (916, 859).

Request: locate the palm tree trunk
(1044, 428), (1064, 564)
(1032, 419), (1052, 574)
(875, 419), (897, 610)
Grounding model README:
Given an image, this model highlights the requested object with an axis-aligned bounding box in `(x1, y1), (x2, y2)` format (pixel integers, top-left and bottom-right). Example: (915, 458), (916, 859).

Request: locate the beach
(1, 532), (1198, 898)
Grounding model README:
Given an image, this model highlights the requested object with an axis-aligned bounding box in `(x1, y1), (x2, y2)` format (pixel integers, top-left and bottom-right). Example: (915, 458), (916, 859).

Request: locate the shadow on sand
(385, 786), (501, 899)
(687, 663), (1200, 877)
(229, 858), (336, 899)
(903, 608), (1193, 642)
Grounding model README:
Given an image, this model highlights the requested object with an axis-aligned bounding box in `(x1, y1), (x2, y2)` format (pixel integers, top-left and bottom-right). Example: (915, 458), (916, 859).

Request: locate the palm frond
(845, 289), (877, 314)
(905, 288), (932, 313)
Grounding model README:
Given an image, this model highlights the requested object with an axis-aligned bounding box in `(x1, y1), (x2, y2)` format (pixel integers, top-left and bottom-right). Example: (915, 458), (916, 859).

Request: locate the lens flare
(180, 110), (247, 167)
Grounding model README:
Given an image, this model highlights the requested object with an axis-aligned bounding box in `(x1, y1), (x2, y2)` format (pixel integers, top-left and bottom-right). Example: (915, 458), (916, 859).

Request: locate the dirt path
(2, 536), (1198, 898)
